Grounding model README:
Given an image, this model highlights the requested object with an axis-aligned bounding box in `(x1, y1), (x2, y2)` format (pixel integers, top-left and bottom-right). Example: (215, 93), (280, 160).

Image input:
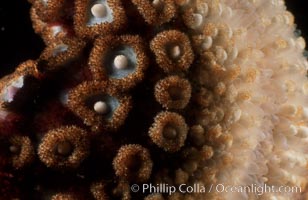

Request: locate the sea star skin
(0, 0), (308, 199)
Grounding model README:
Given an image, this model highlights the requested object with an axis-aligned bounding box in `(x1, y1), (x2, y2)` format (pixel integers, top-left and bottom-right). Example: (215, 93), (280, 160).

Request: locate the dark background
(0, 1), (307, 77)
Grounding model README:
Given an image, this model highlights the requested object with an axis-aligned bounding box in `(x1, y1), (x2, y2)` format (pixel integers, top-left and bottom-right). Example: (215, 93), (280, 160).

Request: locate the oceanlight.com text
(130, 183), (302, 196)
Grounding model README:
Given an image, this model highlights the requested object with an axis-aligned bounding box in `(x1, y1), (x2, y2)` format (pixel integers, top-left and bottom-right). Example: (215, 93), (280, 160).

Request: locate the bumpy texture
(1, 0), (308, 199)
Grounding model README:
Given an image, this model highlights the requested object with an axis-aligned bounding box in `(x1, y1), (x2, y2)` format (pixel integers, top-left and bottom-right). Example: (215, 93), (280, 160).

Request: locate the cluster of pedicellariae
(1, 0), (308, 199)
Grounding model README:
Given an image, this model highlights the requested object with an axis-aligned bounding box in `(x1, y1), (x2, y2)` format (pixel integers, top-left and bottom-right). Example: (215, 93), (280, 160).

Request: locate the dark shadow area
(286, 1), (308, 40)
(0, 0), (45, 77)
